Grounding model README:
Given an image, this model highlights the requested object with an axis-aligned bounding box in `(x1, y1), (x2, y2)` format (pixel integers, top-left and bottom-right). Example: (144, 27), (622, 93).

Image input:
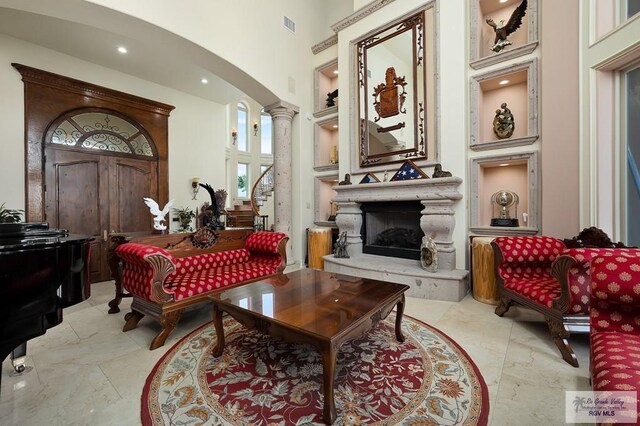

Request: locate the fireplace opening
(360, 201), (424, 260)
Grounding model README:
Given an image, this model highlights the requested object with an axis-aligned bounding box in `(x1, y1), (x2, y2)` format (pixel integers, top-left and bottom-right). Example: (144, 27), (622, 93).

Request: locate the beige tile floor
(0, 270), (591, 425)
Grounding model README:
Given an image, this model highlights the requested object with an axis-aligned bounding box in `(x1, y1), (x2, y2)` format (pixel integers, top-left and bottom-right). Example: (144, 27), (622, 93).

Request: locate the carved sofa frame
(112, 229), (288, 350)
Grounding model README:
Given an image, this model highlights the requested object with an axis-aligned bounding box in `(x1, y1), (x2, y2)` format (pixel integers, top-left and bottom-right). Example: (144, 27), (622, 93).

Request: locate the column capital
(264, 100), (299, 120)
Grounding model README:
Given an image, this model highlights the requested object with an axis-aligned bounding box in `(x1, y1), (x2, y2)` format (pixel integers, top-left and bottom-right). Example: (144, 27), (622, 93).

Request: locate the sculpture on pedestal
(143, 198), (174, 233)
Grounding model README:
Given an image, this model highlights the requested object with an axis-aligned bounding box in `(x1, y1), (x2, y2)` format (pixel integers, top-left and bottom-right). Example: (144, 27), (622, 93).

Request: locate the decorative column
(264, 101), (299, 263)
(334, 202), (363, 256)
(420, 200), (457, 271)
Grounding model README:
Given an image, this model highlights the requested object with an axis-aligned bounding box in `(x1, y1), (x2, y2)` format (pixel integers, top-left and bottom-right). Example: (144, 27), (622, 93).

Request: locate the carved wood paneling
(12, 63), (174, 222)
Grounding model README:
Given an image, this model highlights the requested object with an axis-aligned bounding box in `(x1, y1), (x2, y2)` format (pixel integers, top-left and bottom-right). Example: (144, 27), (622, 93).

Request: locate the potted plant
(0, 202), (24, 233)
(173, 207), (195, 232)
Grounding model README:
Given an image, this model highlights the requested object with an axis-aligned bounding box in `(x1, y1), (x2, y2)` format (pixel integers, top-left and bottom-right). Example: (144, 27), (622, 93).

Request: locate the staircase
(226, 200), (255, 228)
(251, 165), (274, 230)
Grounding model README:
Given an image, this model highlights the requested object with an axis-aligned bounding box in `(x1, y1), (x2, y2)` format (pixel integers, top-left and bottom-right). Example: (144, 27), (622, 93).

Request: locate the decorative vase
(420, 235), (437, 273)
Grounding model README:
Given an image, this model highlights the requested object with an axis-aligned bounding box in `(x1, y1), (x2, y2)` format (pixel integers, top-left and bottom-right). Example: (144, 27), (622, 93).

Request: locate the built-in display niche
(314, 60), (338, 118)
(470, 0), (538, 69)
(314, 174), (339, 226)
(470, 58), (538, 151)
(314, 117), (339, 171)
(470, 151), (539, 235)
(353, 4), (437, 173)
(360, 201), (424, 260)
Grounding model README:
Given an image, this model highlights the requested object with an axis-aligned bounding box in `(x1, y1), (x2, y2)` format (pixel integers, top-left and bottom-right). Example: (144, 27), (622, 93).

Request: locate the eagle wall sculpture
(486, 0), (528, 53)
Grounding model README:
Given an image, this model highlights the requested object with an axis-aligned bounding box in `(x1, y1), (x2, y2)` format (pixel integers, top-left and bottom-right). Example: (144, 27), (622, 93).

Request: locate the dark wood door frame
(12, 63), (174, 222)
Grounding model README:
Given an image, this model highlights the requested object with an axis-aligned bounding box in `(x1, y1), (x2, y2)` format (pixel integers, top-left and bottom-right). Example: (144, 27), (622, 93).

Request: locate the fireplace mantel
(332, 177), (463, 203)
(324, 176), (469, 301)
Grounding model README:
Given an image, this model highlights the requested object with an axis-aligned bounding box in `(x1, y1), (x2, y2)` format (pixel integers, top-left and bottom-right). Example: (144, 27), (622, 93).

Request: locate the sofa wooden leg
(546, 317), (579, 368)
(149, 310), (183, 350)
(494, 296), (513, 317)
(122, 310), (145, 332)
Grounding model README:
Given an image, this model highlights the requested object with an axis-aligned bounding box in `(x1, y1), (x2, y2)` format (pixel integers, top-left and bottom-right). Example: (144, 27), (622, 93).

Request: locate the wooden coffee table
(209, 269), (409, 424)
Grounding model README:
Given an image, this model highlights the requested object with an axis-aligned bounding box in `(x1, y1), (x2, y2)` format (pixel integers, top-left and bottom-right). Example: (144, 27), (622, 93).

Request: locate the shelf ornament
(490, 190), (520, 227)
(493, 103), (515, 139)
(390, 159), (429, 181)
(486, 0), (528, 53)
(359, 173), (380, 184)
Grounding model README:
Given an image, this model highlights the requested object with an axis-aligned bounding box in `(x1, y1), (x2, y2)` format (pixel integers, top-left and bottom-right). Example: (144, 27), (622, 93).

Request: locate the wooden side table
(470, 236), (499, 305)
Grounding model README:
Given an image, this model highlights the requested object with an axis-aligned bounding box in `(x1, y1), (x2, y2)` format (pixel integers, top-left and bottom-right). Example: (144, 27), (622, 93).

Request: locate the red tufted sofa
(492, 235), (640, 367)
(115, 230), (288, 350)
(589, 253), (640, 424)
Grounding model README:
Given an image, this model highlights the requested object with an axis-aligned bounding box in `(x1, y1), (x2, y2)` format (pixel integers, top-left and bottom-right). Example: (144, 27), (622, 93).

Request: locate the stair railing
(251, 164), (274, 216)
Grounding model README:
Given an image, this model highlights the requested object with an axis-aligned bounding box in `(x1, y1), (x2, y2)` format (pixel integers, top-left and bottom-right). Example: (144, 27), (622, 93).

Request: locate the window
(260, 111), (272, 154)
(49, 111), (155, 158)
(237, 163), (249, 198)
(628, 0), (640, 19)
(625, 65), (640, 246)
(237, 102), (248, 151)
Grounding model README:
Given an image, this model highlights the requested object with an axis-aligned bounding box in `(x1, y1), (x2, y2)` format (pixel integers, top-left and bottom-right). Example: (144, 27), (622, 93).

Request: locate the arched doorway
(14, 64), (173, 282)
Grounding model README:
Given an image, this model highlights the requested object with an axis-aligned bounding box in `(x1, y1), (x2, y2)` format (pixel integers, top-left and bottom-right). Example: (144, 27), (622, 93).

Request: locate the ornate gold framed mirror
(355, 6), (437, 170)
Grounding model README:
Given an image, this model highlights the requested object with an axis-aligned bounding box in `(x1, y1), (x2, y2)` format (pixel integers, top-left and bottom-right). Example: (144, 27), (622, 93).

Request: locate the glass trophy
(490, 190), (519, 227)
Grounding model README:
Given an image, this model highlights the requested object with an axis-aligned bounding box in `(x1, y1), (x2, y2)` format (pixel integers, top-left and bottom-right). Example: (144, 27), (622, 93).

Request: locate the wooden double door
(45, 148), (158, 283)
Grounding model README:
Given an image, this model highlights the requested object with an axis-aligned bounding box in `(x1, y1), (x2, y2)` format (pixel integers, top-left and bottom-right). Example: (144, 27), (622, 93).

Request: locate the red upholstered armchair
(589, 253), (640, 423)
(492, 236), (584, 366)
(493, 235), (640, 367)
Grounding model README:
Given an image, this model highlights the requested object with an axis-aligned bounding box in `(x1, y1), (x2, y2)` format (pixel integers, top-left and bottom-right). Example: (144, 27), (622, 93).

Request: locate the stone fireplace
(360, 201), (424, 260)
(323, 177), (468, 301)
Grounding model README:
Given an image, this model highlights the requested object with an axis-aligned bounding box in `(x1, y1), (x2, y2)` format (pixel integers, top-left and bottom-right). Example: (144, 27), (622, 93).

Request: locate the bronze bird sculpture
(486, 0), (527, 53)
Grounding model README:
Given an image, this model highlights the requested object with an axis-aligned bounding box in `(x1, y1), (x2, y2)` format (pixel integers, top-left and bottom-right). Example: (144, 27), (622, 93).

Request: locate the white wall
(0, 34), (226, 232)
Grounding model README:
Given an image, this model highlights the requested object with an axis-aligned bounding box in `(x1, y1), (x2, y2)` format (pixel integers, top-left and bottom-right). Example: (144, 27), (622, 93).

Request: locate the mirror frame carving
(355, 7), (436, 170)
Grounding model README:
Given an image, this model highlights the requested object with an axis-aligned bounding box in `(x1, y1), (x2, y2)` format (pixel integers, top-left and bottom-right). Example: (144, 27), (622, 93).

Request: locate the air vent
(367, 69), (372, 78)
(283, 16), (296, 33)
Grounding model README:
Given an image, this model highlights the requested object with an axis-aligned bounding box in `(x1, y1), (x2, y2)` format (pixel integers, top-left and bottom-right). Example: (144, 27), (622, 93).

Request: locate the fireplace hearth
(323, 177), (469, 302)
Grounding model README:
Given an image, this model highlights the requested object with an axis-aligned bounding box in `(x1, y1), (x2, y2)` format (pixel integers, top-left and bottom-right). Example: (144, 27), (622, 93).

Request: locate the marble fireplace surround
(323, 177), (469, 302)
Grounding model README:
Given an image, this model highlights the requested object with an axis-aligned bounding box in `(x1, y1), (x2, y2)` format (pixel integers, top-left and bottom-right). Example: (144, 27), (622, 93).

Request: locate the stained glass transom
(50, 112), (154, 157)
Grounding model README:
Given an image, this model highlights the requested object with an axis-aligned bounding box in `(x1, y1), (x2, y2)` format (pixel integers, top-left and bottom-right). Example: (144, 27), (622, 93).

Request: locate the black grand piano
(0, 222), (92, 383)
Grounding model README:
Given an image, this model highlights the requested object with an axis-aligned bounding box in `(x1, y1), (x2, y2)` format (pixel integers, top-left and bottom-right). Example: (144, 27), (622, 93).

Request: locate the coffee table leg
(322, 346), (337, 424)
(212, 305), (225, 357)
(395, 294), (406, 342)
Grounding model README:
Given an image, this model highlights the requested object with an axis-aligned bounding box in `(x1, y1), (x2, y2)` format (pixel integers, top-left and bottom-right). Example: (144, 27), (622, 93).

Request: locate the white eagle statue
(143, 197), (175, 231)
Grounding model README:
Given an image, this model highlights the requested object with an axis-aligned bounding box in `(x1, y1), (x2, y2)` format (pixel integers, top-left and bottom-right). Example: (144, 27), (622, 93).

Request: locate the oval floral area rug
(142, 314), (489, 425)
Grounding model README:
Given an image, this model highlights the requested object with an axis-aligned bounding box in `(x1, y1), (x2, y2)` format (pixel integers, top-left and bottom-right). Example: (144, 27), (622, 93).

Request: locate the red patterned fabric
(589, 253), (640, 410)
(493, 236), (566, 264)
(166, 258), (284, 301)
(493, 236), (566, 308)
(590, 254), (640, 333)
(116, 243), (177, 301)
(173, 249), (250, 274)
(244, 231), (287, 255)
(116, 235), (287, 303)
(561, 248), (640, 315)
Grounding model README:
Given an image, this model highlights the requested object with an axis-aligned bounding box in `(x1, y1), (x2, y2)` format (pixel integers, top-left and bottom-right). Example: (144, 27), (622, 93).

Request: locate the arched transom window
(47, 109), (157, 158)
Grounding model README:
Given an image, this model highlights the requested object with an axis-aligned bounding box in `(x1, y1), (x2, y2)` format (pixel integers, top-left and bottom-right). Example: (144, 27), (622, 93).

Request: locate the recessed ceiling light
(499, 0), (509, 3)
(117, 46), (128, 54)
(333, 70), (339, 75)
(499, 79), (510, 85)
(499, 163), (510, 167)
(332, 124), (338, 128)
(201, 78), (208, 84)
